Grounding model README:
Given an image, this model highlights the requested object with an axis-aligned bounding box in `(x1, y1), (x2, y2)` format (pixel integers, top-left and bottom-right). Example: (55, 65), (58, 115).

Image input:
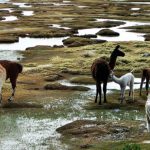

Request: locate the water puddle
(0, 36), (68, 51)
(0, 87), (145, 149)
(0, 8), (13, 13)
(22, 11), (34, 16)
(131, 8), (140, 11)
(50, 24), (71, 30)
(0, 50), (23, 61)
(59, 78), (142, 95)
(117, 2), (150, 5)
(52, 2), (72, 6)
(0, 0), (9, 3)
(12, 3), (32, 8)
(77, 5), (88, 8)
(2, 16), (18, 22)
(77, 19), (150, 41)
(142, 140), (150, 144)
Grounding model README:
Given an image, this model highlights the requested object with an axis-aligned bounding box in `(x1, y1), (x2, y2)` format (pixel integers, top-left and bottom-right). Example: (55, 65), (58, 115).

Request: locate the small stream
(0, 78), (146, 150)
(0, 0), (149, 61)
(77, 19), (150, 41)
(0, 0), (148, 149)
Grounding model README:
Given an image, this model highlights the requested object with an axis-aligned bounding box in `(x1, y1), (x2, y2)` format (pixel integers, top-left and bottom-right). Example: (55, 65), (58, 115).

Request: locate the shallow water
(50, 24), (71, 30)
(0, 0), (9, 3)
(12, 3), (32, 8)
(0, 1), (147, 148)
(59, 78), (142, 93)
(77, 19), (150, 41)
(0, 8), (13, 13)
(0, 36), (68, 51)
(0, 50), (23, 61)
(2, 16), (18, 22)
(0, 87), (145, 150)
(22, 11), (34, 16)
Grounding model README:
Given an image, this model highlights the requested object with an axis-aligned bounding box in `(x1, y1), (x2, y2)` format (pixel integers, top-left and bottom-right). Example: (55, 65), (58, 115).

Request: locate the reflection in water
(117, 2), (150, 5)
(0, 0), (9, 3)
(2, 16), (18, 22)
(131, 8), (140, 11)
(0, 36), (68, 51)
(22, 11), (34, 16)
(0, 50), (23, 61)
(77, 19), (150, 41)
(0, 8), (13, 13)
(59, 78), (142, 94)
(12, 3), (32, 8)
(50, 24), (71, 30)
(0, 84), (145, 149)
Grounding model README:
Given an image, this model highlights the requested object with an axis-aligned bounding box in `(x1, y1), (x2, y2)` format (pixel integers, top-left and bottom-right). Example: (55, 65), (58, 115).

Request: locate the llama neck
(109, 53), (117, 70)
(112, 75), (121, 84)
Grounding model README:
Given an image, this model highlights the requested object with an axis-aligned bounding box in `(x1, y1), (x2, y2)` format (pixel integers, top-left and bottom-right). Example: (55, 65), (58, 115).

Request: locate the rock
(2, 102), (43, 108)
(45, 74), (64, 82)
(96, 29), (119, 36)
(142, 52), (150, 57)
(44, 82), (90, 91)
(63, 37), (106, 47)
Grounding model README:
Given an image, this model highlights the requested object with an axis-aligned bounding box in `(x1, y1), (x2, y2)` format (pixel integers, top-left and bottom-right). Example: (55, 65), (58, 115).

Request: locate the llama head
(113, 45), (125, 57)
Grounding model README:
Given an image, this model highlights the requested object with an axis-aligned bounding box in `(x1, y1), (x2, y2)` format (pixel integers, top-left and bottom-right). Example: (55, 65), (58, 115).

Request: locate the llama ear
(115, 45), (120, 50)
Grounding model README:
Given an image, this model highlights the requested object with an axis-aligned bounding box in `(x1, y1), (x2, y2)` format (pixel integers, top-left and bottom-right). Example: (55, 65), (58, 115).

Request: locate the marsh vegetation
(0, 0), (150, 149)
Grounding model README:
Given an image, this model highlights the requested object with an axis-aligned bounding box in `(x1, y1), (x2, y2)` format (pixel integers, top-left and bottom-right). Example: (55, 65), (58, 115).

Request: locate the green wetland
(0, 0), (150, 149)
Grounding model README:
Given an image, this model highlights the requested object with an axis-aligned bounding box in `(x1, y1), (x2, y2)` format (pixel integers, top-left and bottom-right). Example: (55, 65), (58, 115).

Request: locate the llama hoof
(8, 98), (13, 103)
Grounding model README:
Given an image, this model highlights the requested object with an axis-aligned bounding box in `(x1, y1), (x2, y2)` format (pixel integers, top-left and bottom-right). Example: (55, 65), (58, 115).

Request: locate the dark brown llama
(140, 68), (150, 96)
(0, 60), (23, 103)
(91, 45), (125, 105)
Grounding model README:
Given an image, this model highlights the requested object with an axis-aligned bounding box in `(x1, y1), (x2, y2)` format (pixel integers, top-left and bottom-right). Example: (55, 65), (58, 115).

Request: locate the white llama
(145, 94), (150, 132)
(110, 71), (134, 103)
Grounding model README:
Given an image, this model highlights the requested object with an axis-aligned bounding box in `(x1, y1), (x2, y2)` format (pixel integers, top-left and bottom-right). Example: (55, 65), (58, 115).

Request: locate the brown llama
(91, 45), (125, 105)
(140, 68), (150, 96)
(0, 60), (23, 103)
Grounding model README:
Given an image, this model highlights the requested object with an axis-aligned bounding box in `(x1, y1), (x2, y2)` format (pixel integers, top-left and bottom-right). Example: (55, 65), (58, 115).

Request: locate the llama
(145, 94), (150, 132)
(0, 60), (23, 103)
(110, 71), (134, 103)
(140, 68), (150, 96)
(91, 45), (125, 105)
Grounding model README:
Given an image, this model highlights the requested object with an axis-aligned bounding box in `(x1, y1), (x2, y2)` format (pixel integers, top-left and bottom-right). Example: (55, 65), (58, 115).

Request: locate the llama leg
(8, 77), (16, 102)
(103, 82), (107, 103)
(98, 83), (102, 105)
(0, 82), (2, 103)
(120, 87), (125, 103)
(132, 89), (134, 101)
(0, 72), (6, 104)
(95, 82), (99, 103)
(146, 115), (150, 132)
(140, 76), (145, 96)
(146, 78), (149, 95)
(8, 88), (15, 102)
(0, 93), (2, 104)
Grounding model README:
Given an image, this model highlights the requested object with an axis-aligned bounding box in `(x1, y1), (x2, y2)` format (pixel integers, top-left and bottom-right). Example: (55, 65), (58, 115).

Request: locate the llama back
(91, 59), (110, 81)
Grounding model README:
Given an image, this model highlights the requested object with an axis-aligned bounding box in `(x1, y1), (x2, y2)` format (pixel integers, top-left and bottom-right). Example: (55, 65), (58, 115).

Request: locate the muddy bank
(57, 119), (147, 149)
(57, 120), (143, 139)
